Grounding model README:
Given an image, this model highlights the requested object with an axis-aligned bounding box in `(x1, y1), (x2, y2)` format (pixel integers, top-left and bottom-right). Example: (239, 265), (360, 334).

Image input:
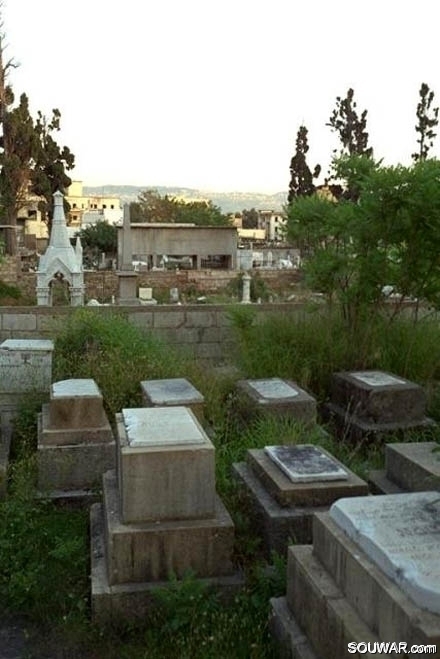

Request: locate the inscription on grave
(265, 444), (348, 483)
(249, 378), (299, 399)
(352, 371), (406, 387)
(330, 492), (440, 614)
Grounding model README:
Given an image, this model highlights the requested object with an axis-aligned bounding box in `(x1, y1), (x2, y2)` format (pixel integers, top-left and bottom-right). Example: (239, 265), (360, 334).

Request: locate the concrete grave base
(39, 404), (114, 446)
(270, 506), (440, 658)
(268, 596), (318, 659)
(90, 501), (244, 623)
(37, 412), (116, 492)
(102, 470), (235, 584)
(232, 447), (368, 555)
(369, 441), (440, 494)
(235, 378), (317, 426)
(324, 401), (436, 444)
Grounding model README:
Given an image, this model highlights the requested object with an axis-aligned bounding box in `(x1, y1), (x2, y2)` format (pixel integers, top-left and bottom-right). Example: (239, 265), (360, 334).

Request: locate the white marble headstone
(122, 407), (205, 447)
(352, 371), (406, 387)
(330, 492), (440, 614)
(248, 378), (299, 400)
(142, 378), (203, 404)
(265, 444), (348, 483)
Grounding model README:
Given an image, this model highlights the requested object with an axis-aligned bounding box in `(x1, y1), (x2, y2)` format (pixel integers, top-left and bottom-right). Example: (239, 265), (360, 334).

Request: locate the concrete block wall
(0, 303), (304, 363)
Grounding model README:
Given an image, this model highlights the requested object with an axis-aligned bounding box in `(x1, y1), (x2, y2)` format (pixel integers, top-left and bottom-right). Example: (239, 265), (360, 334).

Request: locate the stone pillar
(241, 272), (251, 303)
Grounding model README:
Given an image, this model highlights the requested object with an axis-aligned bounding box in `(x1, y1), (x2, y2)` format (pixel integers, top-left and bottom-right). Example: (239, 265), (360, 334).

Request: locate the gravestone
(91, 406), (242, 622)
(270, 491), (440, 658)
(233, 443), (368, 554)
(37, 378), (115, 501)
(369, 441), (440, 494)
(170, 287), (179, 303)
(138, 287), (157, 305)
(324, 370), (435, 443)
(236, 378), (317, 426)
(0, 339), (54, 499)
(117, 204), (139, 305)
(141, 378), (205, 421)
(241, 272), (251, 304)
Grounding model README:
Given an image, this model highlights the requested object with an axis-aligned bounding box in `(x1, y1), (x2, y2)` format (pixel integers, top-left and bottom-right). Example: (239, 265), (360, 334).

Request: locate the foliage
(327, 88), (373, 160)
(287, 155), (440, 326)
(412, 82), (439, 162)
(287, 125), (321, 203)
(241, 208), (259, 229)
(130, 189), (231, 226)
(76, 220), (117, 260)
(226, 272), (271, 302)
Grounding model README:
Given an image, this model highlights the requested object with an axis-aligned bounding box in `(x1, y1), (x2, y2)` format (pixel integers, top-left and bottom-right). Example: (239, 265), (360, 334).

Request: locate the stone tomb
(232, 444), (368, 554)
(141, 378), (205, 422)
(270, 492), (440, 658)
(369, 441), (440, 494)
(91, 406), (241, 622)
(37, 379), (115, 498)
(0, 339), (54, 499)
(235, 378), (317, 426)
(325, 370), (435, 443)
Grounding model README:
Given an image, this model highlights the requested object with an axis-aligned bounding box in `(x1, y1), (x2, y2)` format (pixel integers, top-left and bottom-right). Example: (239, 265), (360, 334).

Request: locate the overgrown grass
(3, 305), (440, 656)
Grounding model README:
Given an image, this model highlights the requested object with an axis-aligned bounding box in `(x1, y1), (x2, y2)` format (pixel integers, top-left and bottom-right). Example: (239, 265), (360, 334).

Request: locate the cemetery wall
(0, 303), (306, 363)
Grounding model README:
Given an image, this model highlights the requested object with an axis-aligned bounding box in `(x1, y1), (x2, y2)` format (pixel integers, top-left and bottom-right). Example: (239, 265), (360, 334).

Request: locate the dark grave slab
(265, 444), (348, 483)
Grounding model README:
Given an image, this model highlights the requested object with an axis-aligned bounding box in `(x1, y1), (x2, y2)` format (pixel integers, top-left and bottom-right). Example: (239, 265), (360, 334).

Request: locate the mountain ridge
(82, 184), (287, 214)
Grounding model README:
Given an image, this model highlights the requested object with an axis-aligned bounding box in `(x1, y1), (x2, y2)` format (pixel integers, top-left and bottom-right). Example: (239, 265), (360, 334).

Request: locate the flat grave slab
(141, 378), (204, 421)
(265, 444), (348, 483)
(330, 491), (440, 615)
(236, 378), (316, 425)
(330, 370), (427, 424)
(122, 407), (205, 446)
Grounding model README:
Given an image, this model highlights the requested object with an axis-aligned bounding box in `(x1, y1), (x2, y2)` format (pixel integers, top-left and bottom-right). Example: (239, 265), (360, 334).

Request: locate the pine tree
(288, 125), (321, 203)
(327, 88), (373, 158)
(412, 82), (439, 162)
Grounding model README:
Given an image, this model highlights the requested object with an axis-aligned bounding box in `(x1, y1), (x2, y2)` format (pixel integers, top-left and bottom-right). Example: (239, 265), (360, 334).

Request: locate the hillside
(82, 185), (287, 213)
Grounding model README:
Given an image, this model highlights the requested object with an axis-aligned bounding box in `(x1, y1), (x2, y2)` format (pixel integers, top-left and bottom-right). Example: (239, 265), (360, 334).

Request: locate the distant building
(66, 181), (121, 228)
(257, 210), (287, 242)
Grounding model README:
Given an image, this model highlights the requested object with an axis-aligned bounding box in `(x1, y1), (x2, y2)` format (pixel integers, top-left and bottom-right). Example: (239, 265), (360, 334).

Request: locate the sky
(2, 0), (440, 194)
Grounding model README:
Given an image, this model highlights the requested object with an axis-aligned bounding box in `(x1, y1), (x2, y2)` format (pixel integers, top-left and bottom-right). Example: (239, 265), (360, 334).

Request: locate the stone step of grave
(235, 378), (317, 426)
(385, 441), (440, 492)
(102, 470), (235, 584)
(232, 461), (327, 553)
(312, 499), (440, 647)
(39, 404), (114, 446)
(330, 370), (427, 424)
(90, 502), (244, 623)
(269, 596), (318, 659)
(286, 545), (379, 659)
(324, 401), (436, 444)
(367, 469), (405, 495)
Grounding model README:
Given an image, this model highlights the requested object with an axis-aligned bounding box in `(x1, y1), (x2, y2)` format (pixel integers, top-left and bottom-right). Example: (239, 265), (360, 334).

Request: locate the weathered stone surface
(269, 597), (318, 659)
(386, 441), (440, 492)
(330, 492), (440, 615)
(48, 379), (109, 431)
(0, 339), (53, 393)
(236, 378), (316, 425)
(117, 408), (215, 523)
(245, 448), (368, 507)
(102, 470), (234, 584)
(330, 370), (427, 424)
(90, 502), (243, 623)
(141, 378), (204, 421)
(39, 404), (114, 446)
(313, 511), (440, 647)
(265, 444), (348, 483)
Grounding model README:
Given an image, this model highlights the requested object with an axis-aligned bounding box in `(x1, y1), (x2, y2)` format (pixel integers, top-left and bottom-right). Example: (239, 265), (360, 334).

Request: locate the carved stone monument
(270, 492), (440, 657)
(36, 191), (84, 306)
(37, 379), (115, 501)
(324, 370), (435, 443)
(91, 406), (241, 622)
(233, 443), (368, 554)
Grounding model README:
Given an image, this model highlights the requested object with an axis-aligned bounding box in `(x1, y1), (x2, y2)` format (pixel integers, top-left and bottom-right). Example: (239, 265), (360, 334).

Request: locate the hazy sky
(3, 0), (440, 193)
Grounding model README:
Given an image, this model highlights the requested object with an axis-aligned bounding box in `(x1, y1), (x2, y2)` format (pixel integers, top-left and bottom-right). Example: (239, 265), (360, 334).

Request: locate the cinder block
(116, 407), (215, 523)
(152, 311), (185, 328)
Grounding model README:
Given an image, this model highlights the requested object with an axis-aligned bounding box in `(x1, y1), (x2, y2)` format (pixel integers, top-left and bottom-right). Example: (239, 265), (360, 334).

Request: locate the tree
(131, 189), (231, 226)
(288, 125), (321, 203)
(241, 208), (259, 229)
(286, 155), (440, 327)
(412, 82), (439, 162)
(29, 108), (75, 232)
(327, 88), (373, 159)
(76, 220), (117, 265)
